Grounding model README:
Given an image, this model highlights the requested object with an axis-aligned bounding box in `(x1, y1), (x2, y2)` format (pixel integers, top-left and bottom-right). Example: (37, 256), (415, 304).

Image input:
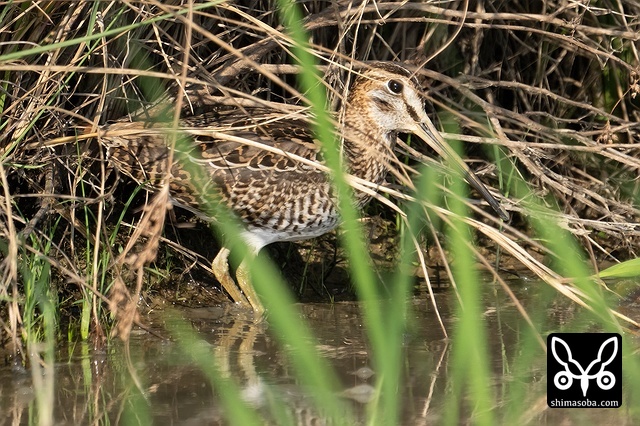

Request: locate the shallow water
(1, 280), (639, 425)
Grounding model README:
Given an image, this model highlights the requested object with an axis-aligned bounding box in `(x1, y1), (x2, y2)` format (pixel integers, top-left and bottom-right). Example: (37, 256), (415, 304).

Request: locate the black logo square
(547, 333), (622, 408)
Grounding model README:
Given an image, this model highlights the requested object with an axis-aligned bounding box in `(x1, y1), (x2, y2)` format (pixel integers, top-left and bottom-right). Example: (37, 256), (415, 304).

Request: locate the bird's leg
(235, 258), (265, 316)
(212, 247), (250, 306)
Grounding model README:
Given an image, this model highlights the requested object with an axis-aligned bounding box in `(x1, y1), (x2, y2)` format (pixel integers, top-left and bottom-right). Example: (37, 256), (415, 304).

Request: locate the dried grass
(1, 0), (640, 345)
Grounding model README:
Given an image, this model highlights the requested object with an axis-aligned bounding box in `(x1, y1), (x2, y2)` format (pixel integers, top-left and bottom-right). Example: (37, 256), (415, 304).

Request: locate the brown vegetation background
(1, 1), (639, 339)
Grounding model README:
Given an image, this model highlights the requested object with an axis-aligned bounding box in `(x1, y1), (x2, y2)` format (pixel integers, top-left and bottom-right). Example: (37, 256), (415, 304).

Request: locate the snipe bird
(101, 63), (509, 314)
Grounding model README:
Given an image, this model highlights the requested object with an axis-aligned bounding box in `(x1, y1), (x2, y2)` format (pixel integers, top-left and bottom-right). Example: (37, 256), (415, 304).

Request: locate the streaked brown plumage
(100, 63), (509, 313)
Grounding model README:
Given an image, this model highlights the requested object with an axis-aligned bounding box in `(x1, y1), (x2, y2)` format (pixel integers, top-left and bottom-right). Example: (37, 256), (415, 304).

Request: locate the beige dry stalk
(109, 184), (171, 340)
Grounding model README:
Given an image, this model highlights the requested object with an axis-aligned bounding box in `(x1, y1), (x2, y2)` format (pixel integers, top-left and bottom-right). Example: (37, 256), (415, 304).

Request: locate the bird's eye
(387, 79), (403, 94)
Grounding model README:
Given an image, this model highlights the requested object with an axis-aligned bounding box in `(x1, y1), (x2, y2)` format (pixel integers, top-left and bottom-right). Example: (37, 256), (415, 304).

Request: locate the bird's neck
(342, 104), (397, 189)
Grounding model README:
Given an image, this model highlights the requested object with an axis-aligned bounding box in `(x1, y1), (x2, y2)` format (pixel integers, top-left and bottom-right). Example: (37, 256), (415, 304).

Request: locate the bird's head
(348, 63), (429, 135)
(348, 63), (509, 221)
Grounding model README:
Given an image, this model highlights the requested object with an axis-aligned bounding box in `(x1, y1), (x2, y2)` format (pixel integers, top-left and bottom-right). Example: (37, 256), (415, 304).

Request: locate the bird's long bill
(415, 120), (510, 221)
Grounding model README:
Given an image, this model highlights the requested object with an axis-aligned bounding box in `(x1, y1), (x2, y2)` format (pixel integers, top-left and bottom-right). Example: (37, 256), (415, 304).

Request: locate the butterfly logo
(551, 335), (618, 397)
